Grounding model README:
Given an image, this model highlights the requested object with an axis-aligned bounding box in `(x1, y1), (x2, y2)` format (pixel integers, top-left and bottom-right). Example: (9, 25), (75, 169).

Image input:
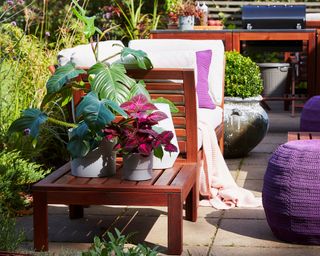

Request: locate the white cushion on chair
(128, 39), (225, 106)
(57, 41), (124, 67)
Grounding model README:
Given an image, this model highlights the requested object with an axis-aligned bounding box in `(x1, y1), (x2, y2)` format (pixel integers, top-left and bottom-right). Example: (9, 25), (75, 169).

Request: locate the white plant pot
(122, 153), (153, 181)
(179, 15), (194, 30)
(152, 103), (179, 169)
(71, 139), (116, 177)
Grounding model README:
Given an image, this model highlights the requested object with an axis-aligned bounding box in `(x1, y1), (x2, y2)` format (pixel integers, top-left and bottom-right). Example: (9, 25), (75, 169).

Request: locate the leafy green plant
(225, 51), (263, 98)
(115, 0), (160, 40)
(0, 150), (49, 215)
(82, 229), (158, 256)
(0, 211), (25, 251)
(8, 0), (153, 159)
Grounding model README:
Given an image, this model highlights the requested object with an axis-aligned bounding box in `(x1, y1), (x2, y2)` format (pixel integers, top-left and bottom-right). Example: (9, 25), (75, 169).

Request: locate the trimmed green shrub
(225, 51), (263, 98)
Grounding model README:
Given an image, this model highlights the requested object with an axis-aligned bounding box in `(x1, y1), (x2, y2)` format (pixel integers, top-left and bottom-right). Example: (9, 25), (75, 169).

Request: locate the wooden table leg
(168, 193), (182, 255)
(33, 191), (48, 251)
(185, 182), (198, 222)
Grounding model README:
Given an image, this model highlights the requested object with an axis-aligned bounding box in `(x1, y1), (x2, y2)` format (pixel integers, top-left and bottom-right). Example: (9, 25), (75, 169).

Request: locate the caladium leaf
(76, 91), (116, 131)
(120, 47), (153, 70)
(120, 94), (157, 113)
(88, 62), (136, 104)
(147, 111), (168, 123)
(46, 62), (85, 95)
(8, 108), (48, 138)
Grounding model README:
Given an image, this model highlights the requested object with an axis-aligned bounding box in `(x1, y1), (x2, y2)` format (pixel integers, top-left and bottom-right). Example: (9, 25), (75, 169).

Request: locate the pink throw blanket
(198, 120), (262, 209)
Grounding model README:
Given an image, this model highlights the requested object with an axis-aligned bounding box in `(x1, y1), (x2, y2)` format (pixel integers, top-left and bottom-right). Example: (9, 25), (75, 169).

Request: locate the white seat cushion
(57, 41), (124, 67)
(128, 39), (225, 106)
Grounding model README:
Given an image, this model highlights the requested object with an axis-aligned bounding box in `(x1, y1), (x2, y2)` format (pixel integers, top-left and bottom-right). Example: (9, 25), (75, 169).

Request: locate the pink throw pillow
(195, 50), (216, 109)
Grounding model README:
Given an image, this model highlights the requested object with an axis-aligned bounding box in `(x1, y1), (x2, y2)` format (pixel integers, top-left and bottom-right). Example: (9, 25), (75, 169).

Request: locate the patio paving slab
(213, 218), (312, 248)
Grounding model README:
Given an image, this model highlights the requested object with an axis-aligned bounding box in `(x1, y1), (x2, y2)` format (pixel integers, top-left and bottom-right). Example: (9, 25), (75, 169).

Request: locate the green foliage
(0, 211), (25, 251)
(8, 2), (153, 159)
(82, 229), (158, 256)
(0, 23), (71, 168)
(0, 150), (49, 214)
(225, 51), (263, 98)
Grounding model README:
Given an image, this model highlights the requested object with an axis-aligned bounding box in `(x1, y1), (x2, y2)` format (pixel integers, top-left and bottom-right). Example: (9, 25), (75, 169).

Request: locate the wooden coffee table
(33, 161), (198, 255)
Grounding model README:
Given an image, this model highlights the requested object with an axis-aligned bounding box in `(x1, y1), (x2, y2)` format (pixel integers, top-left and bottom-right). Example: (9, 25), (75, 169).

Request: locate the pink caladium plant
(103, 94), (178, 159)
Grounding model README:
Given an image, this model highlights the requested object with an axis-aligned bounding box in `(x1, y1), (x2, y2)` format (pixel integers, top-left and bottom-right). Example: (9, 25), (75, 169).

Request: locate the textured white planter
(122, 153), (153, 181)
(179, 15), (194, 30)
(152, 103), (179, 169)
(71, 140), (116, 177)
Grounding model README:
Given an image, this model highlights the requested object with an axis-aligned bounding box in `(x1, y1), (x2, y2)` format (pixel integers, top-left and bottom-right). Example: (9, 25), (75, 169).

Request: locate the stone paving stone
(214, 218), (305, 248)
(251, 143), (280, 154)
(222, 208), (266, 220)
(236, 179), (263, 197)
(259, 132), (287, 144)
(145, 215), (218, 250)
(237, 165), (266, 180)
(241, 152), (271, 166)
(198, 206), (223, 218)
(210, 246), (320, 256)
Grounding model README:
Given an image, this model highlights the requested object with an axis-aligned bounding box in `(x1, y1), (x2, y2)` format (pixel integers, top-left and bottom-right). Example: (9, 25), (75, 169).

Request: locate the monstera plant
(8, 0), (152, 159)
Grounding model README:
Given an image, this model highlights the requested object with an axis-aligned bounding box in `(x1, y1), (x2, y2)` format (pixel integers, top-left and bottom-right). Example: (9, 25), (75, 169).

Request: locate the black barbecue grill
(241, 5), (306, 52)
(242, 5), (306, 30)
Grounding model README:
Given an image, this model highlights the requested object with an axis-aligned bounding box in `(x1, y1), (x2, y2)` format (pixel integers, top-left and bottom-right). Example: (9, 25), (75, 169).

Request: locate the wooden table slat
(154, 165), (182, 186)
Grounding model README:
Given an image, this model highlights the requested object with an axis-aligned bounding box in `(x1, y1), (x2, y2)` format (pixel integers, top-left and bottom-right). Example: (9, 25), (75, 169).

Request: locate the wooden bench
(288, 131), (320, 141)
(33, 68), (208, 254)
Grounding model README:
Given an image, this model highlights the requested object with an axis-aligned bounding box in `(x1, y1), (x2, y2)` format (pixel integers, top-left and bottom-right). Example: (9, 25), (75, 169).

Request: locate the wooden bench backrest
(71, 68), (198, 163)
(126, 68), (198, 163)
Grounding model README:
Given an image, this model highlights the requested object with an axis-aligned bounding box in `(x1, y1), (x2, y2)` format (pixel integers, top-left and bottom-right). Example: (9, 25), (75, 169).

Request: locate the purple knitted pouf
(263, 140), (320, 244)
(300, 95), (320, 132)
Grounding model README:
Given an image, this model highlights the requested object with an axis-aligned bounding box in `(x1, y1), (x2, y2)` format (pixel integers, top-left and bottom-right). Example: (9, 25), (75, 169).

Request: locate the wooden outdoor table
(32, 161), (198, 255)
(288, 131), (320, 141)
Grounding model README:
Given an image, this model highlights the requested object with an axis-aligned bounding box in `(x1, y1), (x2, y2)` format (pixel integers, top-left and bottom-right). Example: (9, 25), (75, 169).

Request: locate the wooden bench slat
(154, 165), (182, 186)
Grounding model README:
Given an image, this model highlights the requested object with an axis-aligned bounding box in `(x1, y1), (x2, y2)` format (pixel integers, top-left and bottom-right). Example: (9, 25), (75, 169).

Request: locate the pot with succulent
(8, 0), (153, 177)
(103, 94), (178, 181)
(224, 51), (269, 158)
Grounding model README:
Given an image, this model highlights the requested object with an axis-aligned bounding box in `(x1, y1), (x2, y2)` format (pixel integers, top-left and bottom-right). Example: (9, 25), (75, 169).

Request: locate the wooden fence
(205, 1), (320, 27)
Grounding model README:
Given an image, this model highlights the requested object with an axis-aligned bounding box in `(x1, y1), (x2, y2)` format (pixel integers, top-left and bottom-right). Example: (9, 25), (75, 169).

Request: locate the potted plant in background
(8, 0), (153, 178)
(176, 0), (199, 30)
(223, 51), (269, 158)
(104, 94), (178, 181)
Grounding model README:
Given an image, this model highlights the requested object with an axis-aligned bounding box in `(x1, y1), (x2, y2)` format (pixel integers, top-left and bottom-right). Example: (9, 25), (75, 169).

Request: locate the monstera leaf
(88, 62), (136, 104)
(67, 122), (91, 158)
(76, 91), (126, 131)
(46, 62), (85, 95)
(120, 47), (153, 70)
(8, 108), (48, 138)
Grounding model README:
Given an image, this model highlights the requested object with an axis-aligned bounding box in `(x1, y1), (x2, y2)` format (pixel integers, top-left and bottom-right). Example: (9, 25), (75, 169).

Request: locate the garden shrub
(0, 23), (70, 167)
(225, 51), (263, 98)
(0, 150), (49, 214)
